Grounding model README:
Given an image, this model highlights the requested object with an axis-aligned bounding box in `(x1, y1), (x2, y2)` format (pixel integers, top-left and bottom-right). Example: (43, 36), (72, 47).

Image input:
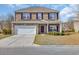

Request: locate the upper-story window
(36, 13), (43, 20)
(22, 13), (31, 20)
(48, 13), (57, 20)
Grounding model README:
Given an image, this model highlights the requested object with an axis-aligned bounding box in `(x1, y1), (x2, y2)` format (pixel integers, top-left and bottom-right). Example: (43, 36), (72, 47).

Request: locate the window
(36, 13), (43, 20)
(49, 25), (57, 32)
(48, 13), (57, 20)
(22, 13), (31, 20)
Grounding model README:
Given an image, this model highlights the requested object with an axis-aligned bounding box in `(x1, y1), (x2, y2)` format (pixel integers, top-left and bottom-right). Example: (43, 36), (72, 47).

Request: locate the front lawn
(34, 33), (79, 45)
(0, 34), (11, 39)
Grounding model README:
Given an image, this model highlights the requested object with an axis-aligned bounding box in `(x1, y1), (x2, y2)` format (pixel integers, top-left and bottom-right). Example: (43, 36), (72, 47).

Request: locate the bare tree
(5, 14), (14, 29)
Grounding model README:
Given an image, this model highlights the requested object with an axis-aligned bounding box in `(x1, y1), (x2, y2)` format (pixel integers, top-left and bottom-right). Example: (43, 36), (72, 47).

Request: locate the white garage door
(15, 25), (36, 35)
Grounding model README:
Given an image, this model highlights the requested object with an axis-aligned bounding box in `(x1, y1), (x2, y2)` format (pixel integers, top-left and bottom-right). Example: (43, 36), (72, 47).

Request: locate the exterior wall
(12, 23), (61, 34)
(59, 23), (62, 32)
(37, 24), (60, 34)
(44, 24), (47, 33)
(43, 13), (48, 20)
(32, 13), (36, 20)
(15, 12), (58, 21)
(15, 13), (21, 21)
(62, 22), (74, 32)
(14, 8), (60, 34)
(36, 25), (38, 34)
(74, 22), (79, 32)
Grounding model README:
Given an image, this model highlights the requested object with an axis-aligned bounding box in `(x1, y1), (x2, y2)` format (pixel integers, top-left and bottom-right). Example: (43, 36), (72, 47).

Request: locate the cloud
(7, 4), (30, 10)
(60, 7), (73, 16)
(69, 4), (79, 11)
(59, 4), (79, 22)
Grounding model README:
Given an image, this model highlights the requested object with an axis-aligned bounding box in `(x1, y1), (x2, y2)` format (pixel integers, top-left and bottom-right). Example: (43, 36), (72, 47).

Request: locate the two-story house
(12, 7), (62, 35)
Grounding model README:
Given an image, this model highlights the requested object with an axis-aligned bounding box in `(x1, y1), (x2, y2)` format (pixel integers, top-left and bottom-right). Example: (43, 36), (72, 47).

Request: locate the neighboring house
(73, 13), (79, 32)
(12, 7), (62, 35)
(73, 19), (79, 32)
(62, 21), (74, 32)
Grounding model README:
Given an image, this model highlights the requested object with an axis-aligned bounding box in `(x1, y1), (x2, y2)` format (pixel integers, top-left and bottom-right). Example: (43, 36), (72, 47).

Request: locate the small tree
(1, 14), (14, 34)
(3, 28), (11, 34)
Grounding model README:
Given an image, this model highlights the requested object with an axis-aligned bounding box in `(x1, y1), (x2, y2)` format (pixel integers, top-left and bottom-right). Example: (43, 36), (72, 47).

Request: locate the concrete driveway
(0, 34), (35, 47)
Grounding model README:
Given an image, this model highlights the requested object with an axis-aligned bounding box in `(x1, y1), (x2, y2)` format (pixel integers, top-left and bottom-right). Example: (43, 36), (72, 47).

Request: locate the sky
(0, 4), (78, 22)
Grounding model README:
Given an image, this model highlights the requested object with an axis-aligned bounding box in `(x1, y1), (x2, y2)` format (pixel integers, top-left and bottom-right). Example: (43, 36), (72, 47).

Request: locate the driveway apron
(0, 34), (35, 47)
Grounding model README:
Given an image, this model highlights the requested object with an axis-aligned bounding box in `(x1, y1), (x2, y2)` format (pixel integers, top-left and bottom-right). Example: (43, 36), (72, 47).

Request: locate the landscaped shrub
(53, 32), (60, 35)
(48, 32), (61, 35)
(47, 32), (54, 35)
(71, 29), (75, 32)
(60, 32), (65, 35)
(0, 31), (2, 34)
(2, 29), (11, 34)
(48, 31), (72, 36)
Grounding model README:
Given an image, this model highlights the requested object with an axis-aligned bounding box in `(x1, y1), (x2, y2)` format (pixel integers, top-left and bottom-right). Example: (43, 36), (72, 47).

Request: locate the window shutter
(30, 13), (32, 19)
(48, 13), (50, 19)
(57, 13), (59, 19)
(36, 13), (38, 19)
(42, 13), (43, 19)
(21, 13), (23, 19)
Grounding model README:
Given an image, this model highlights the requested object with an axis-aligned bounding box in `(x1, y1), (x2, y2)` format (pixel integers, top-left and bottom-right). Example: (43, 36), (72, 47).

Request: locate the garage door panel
(15, 25), (36, 35)
(17, 29), (36, 34)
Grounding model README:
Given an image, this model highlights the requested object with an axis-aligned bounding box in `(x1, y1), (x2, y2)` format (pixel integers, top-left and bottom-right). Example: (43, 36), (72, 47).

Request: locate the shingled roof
(16, 6), (59, 13)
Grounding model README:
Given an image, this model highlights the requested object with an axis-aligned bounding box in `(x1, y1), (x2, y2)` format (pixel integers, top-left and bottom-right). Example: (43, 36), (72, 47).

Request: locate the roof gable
(16, 7), (59, 13)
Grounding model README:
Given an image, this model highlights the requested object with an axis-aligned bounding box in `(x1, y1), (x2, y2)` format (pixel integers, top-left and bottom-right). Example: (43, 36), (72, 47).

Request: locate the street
(0, 45), (79, 55)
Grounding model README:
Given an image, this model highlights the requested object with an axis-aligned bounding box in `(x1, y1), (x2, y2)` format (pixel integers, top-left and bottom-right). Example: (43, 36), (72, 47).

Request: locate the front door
(40, 25), (44, 33)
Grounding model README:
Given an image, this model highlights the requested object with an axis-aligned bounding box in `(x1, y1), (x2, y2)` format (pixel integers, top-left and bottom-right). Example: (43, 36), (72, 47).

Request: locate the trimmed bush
(47, 31), (71, 36)
(60, 32), (65, 35)
(2, 29), (11, 34)
(47, 32), (54, 35)
(53, 32), (60, 35)
(48, 32), (62, 35)
(0, 31), (2, 34)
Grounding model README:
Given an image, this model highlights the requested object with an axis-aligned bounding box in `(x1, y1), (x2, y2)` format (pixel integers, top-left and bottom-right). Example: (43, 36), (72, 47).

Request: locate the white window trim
(37, 13), (43, 20)
(49, 13), (57, 20)
(23, 13), (31, 20)
(49, 25), (57, 31)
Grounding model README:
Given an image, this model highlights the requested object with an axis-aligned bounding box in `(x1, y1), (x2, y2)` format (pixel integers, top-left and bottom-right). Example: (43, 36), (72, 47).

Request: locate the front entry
(38, 24), (47, 34)
(40, 25), (44, 33)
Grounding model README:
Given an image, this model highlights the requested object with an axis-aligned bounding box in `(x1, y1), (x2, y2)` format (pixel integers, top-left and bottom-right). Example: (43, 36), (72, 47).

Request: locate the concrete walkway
(0, 34), (35, 47)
